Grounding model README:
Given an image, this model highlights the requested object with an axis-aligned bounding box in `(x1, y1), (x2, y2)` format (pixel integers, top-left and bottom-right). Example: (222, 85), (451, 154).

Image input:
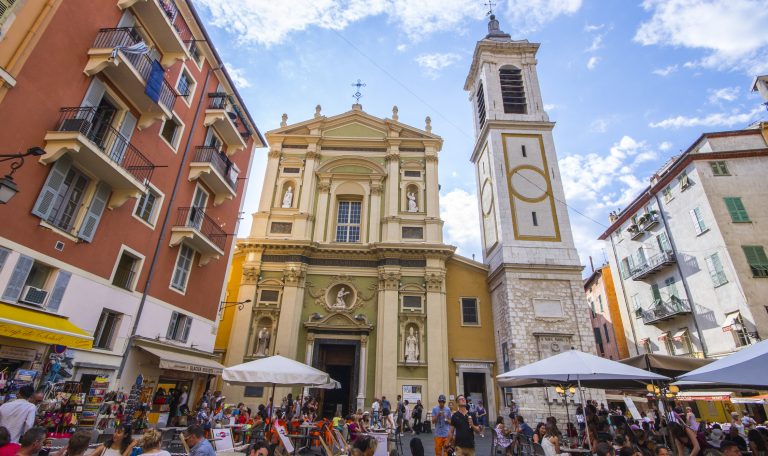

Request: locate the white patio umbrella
(497, 349), (671, 452)
(223, 355), (337, 417)
(676, 339), (768, 387)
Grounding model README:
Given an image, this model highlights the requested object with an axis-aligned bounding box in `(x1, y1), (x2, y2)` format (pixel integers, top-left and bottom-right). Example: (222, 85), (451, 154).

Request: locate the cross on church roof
(351, 79), (366, 103)
(484, 0), (496, 16)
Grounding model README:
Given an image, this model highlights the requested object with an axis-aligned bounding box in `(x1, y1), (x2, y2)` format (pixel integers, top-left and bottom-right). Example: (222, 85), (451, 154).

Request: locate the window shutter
(2, 255), (33, 302)
(690, 209), (703, 234)
(181, 316), (191, 342)
(46, 271), (71, 312)
(110, 112), (137, 163)
(77, 182), (112, 242)
(0, 247), (10, 272)
(81, 78), (106, 109)
(651, 284), (661, 302)
(704, 255), (719, 284)
(167, 312), (178, 339)
(32, 155), (73, 220)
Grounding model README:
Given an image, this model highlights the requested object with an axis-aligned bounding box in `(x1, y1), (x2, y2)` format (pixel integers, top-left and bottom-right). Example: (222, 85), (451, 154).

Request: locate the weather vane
(351, 79), (366, 103)
(484, 0), (496, 16)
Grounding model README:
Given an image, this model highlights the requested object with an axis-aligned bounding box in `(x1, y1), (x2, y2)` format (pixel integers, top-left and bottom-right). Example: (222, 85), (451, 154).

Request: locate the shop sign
(158, 359), (222, 375)
(0, 323), (91, 349)
(0, 345), (37, 361)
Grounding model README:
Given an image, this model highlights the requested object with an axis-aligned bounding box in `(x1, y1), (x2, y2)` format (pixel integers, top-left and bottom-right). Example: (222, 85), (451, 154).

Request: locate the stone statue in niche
(255, 327), (270, 356)
(405, 326), (419, 362)
(282, 186), (293, 208)
(407, 192), (418, 212)
(334, 287), (350, 309)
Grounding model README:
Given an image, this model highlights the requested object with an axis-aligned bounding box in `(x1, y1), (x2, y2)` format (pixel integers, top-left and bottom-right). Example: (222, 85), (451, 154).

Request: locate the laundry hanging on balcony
(110, 41), (149, 60)
(144, 59), (165, 104)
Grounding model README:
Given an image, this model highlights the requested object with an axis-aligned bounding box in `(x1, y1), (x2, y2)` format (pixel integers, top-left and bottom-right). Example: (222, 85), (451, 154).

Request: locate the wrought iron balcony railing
(55, 107), (155, 183)
(641, 297), (691, 325)
(630, 250), (676, 280)
(174, 207), (227, 251)
(193, 147), (237, 190)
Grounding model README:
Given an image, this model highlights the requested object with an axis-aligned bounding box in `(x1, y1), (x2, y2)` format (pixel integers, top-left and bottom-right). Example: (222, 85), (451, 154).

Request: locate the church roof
(265, 104), (442, 149)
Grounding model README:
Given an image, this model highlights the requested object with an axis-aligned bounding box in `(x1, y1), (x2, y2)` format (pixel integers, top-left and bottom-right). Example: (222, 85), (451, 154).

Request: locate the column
(258, 148), (282, 212)
(274, 263), (307, 358)
(382, 143), (400, 241)
(375, 268), (400, 400)
(368, 180), (383, 243)
(424, 149), (441, 242)
(425, 267), (449, 407)
(313, 179), (331, 242)
(303, 333), (316, 399)
(357, 335), (368, 410)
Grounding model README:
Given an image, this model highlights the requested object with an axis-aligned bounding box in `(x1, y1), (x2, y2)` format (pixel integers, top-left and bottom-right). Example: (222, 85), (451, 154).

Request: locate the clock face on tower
(481, 180), (493, 214)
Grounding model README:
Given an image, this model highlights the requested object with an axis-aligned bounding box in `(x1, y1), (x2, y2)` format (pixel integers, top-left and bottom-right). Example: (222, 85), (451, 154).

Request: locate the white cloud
(649, 106), (763, 129)
(439, 188), (481, 257)
(585, 34), (603, 52)
(396, 44), (407, 52)
(708, 86), (740, 104)
(659, 141), (672, 151)
(415, 53), (462, 79)
(504, 0), (582, 33)
(589, 117), (611, 133)
(652, 64), (678, 76)
(225, 63), (252, 88)
(544, 103), (558, 111)
(587, 56), (599, 70)
(635, 0), (768, 74)
(584, 23), (605, 32)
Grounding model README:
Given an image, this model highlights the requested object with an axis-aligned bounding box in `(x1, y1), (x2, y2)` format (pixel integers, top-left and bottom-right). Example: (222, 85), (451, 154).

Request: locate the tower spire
(485, 9), (511, 41)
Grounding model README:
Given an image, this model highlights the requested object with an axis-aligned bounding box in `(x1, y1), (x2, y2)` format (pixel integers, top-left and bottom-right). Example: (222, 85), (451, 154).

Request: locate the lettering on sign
(0, 324), (91, 349)
(0, 345), (37, 361)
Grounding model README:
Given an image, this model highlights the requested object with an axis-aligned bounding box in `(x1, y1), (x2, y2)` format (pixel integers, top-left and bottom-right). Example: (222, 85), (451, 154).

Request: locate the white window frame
(174, 64), (197, 106)
(92, 308), (122, 350)
(690, 207), (708, 235)
(158, 114), (186, 152)
(335, 200), (362, 243)
(459, 297), (480, 326)
(170, 244), (195, 293)
(705, 252), (728, 288)
(132, 183), (164, 228)
(166, 311), (192, 342)
(109, 245), (145, 292)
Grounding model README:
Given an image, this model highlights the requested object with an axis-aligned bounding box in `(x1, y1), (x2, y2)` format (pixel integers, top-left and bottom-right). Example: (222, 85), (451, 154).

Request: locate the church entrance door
(314, 340), (358, 419)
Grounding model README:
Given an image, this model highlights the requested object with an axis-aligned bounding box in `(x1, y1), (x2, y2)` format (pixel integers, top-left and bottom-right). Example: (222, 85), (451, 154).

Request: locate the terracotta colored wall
(0, 0), (256, 321)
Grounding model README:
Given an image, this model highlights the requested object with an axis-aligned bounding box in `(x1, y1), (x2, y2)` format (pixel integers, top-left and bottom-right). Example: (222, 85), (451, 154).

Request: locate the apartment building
(584, 264), (629, 360)
(0, 0), (264, 399)
(598, 124), (768, 359)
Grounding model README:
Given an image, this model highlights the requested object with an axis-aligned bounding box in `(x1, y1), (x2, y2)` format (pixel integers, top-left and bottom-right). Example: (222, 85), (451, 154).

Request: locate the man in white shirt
(371, 398), (381, 428)
(0, 385), (37, 442)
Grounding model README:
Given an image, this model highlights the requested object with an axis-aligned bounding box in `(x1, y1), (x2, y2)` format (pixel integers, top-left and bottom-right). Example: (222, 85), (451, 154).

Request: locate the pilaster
(357, 335), (368, 410)
(274, 263), (307, 359)
(313, 178), (332, 242)
(369, 180), (383, 243)
(375, 268), (400, 400)
(383, 145), (400, 241)
(425, 268), (448, 406)
(258, 147), (282, 213)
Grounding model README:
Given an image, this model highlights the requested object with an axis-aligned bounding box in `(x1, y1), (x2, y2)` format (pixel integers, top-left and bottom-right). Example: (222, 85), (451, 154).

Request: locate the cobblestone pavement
(397, 431), (494, 456)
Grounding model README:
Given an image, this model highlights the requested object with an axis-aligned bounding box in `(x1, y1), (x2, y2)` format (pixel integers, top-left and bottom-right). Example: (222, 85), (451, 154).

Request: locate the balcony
(84, 28), (178, 128)
(169, 207), (227, 265)
(204, 93), (247, 153)
(628, 224), (644, 240)
(189, 147), (238, 205)
(41, 107), (155, 208)
(641, 297), (691, 325)
(639, 212), (660, 230)
(117, 0), (192, 65)
(630, 250), (676, 280)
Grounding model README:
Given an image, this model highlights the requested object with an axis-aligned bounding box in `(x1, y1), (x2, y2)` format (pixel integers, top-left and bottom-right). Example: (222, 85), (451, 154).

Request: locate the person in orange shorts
(432, 394), (452, 456)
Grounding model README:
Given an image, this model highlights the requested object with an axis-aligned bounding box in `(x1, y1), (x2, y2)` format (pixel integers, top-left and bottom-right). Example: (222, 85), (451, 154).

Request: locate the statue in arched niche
(407, 192), (418, 212)
(405, 326), (419, 362)
(255, 326), (271, 356)
(282, 186), (293, 208)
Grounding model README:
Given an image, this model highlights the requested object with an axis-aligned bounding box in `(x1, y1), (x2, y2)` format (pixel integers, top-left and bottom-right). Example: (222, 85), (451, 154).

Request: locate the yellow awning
(0, 303), (93, 349)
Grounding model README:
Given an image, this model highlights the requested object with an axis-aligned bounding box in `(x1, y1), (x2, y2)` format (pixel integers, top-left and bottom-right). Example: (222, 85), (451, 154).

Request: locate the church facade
(215, 104), (499, 419)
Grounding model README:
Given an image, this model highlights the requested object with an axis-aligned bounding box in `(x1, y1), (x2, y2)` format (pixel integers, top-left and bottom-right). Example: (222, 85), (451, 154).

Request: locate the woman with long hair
(533, 422), (547, 444)
(92, 425), (133, 456)
(668, 422), (699, 456)
(539, 423), (561, 456)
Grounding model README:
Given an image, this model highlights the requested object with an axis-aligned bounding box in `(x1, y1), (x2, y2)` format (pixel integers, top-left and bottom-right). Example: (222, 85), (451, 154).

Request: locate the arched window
(499, 67), (526, 114)
(476, 82), (487, 127)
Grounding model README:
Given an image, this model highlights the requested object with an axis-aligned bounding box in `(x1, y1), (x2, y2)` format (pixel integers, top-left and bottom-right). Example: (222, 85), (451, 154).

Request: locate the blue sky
(194, 0), (768, 271)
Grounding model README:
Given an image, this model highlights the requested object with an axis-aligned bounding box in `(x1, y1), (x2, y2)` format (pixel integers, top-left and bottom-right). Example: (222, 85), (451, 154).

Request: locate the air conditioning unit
(20, 286), (48, 307)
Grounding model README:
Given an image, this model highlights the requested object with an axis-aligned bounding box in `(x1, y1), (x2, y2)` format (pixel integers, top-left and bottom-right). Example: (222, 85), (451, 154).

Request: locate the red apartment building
(0, 0), (264, 405)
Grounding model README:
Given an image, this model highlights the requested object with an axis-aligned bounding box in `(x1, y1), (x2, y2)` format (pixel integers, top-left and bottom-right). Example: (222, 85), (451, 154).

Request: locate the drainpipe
(608, 235), (640, 354)
(652, 193), (708, 357)
(117, 67), (214, 379)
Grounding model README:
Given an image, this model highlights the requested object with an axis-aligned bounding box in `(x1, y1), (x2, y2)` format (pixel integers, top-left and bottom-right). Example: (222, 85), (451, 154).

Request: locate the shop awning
(676, 391), (731, 401)
(721, 312), (740, 332)
(0, 303), (92, 349)
(139, 345), (224, 375)
(605, 394), (647, 403)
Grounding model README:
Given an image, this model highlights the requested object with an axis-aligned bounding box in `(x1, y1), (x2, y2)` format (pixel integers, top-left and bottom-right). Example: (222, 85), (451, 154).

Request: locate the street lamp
(218, 299), (251, 317)
(0, 147), (45, 204)
(555, 384), (577, 425)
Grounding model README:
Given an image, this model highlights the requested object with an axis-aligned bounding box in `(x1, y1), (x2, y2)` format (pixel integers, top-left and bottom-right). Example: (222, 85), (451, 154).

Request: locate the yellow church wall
(445, 256), (497, 396)
(214, 249), (244, 353)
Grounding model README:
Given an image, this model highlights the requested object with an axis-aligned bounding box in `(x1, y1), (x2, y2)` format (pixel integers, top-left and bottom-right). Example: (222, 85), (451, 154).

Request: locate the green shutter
(724, 197), (749, 222)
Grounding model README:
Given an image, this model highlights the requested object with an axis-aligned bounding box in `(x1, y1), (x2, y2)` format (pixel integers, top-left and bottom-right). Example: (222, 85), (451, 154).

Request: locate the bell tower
(465, 15), (597, 419)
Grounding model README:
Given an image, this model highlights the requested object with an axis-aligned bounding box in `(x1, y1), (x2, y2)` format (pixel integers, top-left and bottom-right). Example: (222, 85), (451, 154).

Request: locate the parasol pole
(578, 378), (592, 453)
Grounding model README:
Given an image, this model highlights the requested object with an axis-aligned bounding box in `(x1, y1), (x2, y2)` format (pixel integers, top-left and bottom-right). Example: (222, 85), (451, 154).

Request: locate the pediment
(303, 310), (373, 332)
(324, 121), (386, 139)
